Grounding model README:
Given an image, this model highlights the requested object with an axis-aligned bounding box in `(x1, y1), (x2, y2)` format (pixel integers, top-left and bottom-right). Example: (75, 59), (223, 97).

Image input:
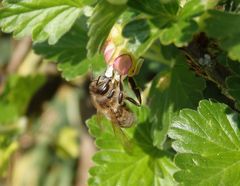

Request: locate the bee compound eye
(113, 54), (132, 75)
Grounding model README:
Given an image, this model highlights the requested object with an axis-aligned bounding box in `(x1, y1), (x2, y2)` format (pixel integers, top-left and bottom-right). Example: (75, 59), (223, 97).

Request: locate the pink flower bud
(103, 42), (115, 64)
(113, 54), (132, 75)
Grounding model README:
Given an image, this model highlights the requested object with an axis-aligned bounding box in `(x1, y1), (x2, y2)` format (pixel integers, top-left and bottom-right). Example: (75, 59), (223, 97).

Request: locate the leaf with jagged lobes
(148, 54), (205, 149)
(169, 100), (240, 186)
(33, 17), (105, 80)
(128, 0), (217, 47)
(158, 0), (218, 46)
(87, 106), (179, 186)
(87, 0), (126, 57)
(0, 0), (95, 44)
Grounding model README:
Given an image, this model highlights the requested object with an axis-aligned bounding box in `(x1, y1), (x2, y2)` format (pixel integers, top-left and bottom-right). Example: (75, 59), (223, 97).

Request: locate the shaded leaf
(158, 0), (211, 46)
(132, 0), (217, 47)
(228, 59), (240, 75)
(127, 0), (179, 16)
(169, 100), (240, 185)
(122, 19), (150, 43)
(201, 10), (240, 61)
(123, 19), (161, 58)
(149, 56), (205, 149)
(226, 76), (240, 103)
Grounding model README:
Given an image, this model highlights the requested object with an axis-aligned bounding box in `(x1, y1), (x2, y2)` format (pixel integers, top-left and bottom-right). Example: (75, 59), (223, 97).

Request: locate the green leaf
(149, 56), (205, 149)
(134, 0), (217, 47)
(0, 0), (93, 44)
(127, 0), (179, 16)
(33, 17), (105, 80)
(0, 74), (45, 123)
(87, 0), (126, 57)
(158, 0), (209, 46)
(228, 59), (240, 75)
(226, 76), (240, 103)
(201, 10), (240, 61)
(106, 0), (128, 5)
(159, 20), (198, 47)
(127, 0), (181, 46)
(169, 100), (240, 185)
(87, 106), (178, 186)
(122, 19), (160, 58)
(122, 19), (150, 43)
(226, 60), (240, 105)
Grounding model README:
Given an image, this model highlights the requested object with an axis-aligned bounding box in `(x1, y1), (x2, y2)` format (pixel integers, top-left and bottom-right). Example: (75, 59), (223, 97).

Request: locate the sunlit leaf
(87, 106), (178, 186)
(169, 100), (240, 185)
(33, 17), (105, 80)
(0, 0), (94, 44)
(87, 0), (126, 57)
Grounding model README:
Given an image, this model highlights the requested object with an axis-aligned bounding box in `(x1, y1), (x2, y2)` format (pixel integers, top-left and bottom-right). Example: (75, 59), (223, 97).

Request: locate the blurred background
(0, 30), (98, 186)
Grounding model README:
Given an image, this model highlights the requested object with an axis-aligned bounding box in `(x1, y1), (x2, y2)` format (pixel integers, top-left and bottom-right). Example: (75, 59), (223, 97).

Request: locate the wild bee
(89, 23), (144, 151)
(89, 74), (141, 151)
(89, 75), (137, 128)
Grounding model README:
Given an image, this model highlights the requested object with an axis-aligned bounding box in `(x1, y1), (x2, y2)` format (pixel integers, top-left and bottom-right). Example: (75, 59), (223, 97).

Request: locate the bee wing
(95, 112), (133, 154)
(95, 111), (105, 130)
(111, 121), (133, 154)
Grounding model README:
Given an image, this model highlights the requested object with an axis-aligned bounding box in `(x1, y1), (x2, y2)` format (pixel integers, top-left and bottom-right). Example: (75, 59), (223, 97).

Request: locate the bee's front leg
(125, 96), (140, 106)
(128, 77), (141, 105)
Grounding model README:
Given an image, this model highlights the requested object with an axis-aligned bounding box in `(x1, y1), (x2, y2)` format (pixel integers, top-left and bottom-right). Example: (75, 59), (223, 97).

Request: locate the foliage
(87, 107), (178, 186)
(1, 0), (240, 185)
(148, 58), (205, 148)
(0, 0), (94, 44)
(169, 100), (240, 185)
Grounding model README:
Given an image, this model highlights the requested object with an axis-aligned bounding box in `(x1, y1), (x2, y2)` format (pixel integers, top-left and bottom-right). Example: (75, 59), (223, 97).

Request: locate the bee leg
(118, 91), (124, 104)
(107, 89), (115, 99)
(117, 76), (124, 104)
(96, 75), (103, 85)
(128, 77), (141, 105)
(97, 77), (111, 95)
(125, 96), (141, 107)
(119, 76), (123, 91)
